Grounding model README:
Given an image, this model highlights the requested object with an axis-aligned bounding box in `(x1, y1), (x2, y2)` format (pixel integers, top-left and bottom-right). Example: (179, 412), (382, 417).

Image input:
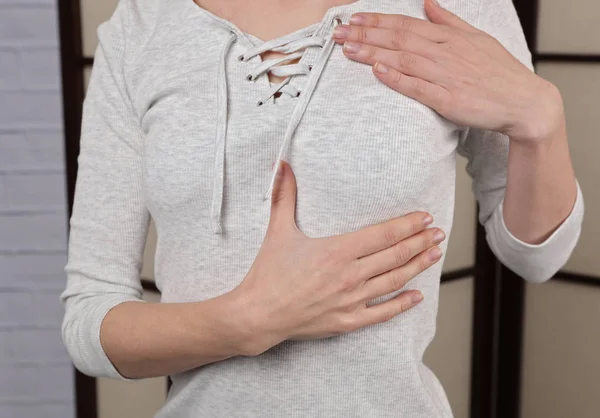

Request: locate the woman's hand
(332, 0), (564, 143)
(230, 160), (446, 356)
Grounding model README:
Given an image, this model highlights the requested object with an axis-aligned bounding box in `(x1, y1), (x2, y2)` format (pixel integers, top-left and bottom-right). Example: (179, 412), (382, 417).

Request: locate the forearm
(504, 115), (578, 245)
(100, 289), (257, 379)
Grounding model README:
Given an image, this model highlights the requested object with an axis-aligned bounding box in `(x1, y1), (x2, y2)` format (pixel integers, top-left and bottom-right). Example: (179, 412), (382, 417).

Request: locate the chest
(134, 1), (466, 233)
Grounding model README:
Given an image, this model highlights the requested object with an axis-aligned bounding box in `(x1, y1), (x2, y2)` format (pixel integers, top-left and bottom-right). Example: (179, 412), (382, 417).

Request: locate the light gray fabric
(60, 0), (585, 416)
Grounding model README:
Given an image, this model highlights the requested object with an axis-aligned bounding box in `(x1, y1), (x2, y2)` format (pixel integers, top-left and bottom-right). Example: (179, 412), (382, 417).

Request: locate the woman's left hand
(332, 0), (563, 143)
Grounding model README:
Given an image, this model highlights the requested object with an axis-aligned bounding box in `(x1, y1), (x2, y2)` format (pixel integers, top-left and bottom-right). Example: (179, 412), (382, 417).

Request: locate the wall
(0, 0), (74, 417)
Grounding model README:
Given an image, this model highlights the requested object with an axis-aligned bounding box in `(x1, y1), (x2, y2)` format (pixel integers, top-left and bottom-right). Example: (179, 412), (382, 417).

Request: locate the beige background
(521, 281), (600, 418)
(537, 0), (600, 54)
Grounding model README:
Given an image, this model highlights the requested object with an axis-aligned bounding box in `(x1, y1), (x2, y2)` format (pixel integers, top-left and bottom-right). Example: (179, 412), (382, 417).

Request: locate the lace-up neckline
(210, 16), (342, 234)
(239, 35), (328, 105)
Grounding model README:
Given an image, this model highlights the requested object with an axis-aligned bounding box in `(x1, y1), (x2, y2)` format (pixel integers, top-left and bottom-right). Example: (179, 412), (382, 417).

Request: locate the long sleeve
(60, 0), (148, 380)
(457, 0), (585, 283)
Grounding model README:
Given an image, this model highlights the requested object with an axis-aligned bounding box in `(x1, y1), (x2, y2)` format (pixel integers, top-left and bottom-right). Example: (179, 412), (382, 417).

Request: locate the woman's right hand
(231, 160), (446, 356)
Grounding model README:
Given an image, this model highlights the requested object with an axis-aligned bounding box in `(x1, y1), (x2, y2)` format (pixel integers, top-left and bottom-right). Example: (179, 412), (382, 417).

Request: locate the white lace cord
(256, 77), (295, 107)
(241, 36), (326, 105)
(246, 52), (305, 81)
(211, 31), (238, 234)
(262, 19), (340, 201)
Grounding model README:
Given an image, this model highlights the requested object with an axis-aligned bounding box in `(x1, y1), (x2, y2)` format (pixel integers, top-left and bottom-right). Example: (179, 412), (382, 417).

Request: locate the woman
(60, 0), (584, 416)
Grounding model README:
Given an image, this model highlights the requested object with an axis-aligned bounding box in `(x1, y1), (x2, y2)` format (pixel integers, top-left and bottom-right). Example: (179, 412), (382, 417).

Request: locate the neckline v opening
(238, 30), (339, 107)
(183, 0), (371, 104)
(182, 0), (370, 44)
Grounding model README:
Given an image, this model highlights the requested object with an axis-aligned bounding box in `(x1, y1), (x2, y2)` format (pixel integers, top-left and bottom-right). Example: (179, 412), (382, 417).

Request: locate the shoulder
(429, 0), (532, 70)
(94, 0), (164, 81)
(97, 0), (161, 51)
(123, 0), (161, 34)
(436, 0), (525, 35)
(472, 0), (533, 70)
(434, 0), (480, 25)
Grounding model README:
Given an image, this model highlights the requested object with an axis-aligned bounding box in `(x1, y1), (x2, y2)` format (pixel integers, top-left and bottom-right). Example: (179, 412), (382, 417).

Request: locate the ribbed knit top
(60, 0), (584, 416)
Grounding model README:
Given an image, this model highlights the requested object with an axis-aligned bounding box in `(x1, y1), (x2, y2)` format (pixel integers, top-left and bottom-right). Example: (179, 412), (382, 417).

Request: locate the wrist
(508, 79), (565, 144)
(219, 286), (275, 357)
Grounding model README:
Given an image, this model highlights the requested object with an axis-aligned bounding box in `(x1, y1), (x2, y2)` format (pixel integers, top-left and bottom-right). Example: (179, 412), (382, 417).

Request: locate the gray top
(60, 0), (584, 416)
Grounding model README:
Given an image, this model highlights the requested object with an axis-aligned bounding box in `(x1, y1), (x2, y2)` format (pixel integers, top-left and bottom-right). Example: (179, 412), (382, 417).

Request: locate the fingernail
(275, 160), (284, 178)
(349, 14), (365, 25)
(423, 214), (433, 226)
(429, 247), (442, 261)
(374, 62), (388, 74)
(333, 25), (351, 39)
(412, 292), (424, 304)
(433, 230), (446, 243)
(343, 41), (360, 54)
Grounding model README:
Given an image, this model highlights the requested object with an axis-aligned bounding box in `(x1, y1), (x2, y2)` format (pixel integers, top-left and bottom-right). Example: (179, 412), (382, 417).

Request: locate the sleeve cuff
(78, 295), (144, 380)
(485, 179), (584, 282)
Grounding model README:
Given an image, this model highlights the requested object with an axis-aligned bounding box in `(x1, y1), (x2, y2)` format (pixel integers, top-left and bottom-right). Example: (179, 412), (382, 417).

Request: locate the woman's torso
(125, 0), (480, 416)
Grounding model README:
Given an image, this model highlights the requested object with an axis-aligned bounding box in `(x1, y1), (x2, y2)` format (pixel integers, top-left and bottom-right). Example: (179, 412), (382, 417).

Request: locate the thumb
(268, 160), (300, 234)
(425, 0), (477, 32)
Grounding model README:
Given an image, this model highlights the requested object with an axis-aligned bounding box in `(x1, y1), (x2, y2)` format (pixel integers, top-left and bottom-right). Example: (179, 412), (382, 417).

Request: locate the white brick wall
(0, 0), (74, 417)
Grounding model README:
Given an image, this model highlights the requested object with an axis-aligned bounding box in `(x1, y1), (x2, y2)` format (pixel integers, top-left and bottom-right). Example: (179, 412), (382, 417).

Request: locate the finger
(356, 289), (424, 328)
(355, 227), (445, 280)
(424, 0), (479, 33)
(333, 24), (444, 61)
(348, 12), (455, 43)
(341, 42), (447, 85)
(372, 63), (451, 113)
(334, 212), (433, 259)
(268, 160), (300, 234)
(358, 246), (443, 302)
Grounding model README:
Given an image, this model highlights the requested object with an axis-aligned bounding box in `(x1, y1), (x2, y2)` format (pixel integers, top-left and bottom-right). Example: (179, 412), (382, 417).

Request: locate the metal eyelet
(246, 74), (254, 81)
(295, 91), (301, 97)
(308, 65), (313, 71)
(257, 100), (264, 107)
(238, 54), (245, 62)
(333, 17), (342, 27)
